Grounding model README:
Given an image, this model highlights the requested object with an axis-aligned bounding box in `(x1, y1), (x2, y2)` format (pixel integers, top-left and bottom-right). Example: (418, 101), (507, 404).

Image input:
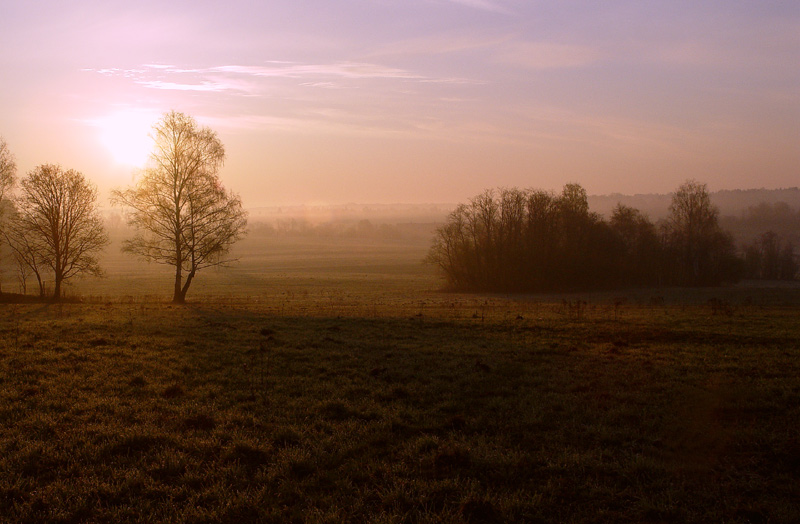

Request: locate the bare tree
(666, 180), (718, 283)
(663, 180), (739, 285)
(0, 136), (15, 204)
(3, 203), (49, 296)
(11, 164), (108, 300)
(428, 204), (471, 289)
(0, 137), (18, 294)
(112, 111), (247, 303)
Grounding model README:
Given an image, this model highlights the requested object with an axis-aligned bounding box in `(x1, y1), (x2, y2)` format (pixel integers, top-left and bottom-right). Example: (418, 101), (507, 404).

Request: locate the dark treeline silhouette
(743, 231), (798, 281)
(720, 202), (800, 281)
(428, 181), (745, 292)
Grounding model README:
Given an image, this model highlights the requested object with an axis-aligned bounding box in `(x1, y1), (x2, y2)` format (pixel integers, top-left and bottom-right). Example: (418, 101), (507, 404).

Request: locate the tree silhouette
(663, 180), (739, 285)
(430, 181), (742, 292)
(0, 137), (17, 294)
(429, 184), (623, 292)
(610, 204), (661, 286)
(9, 165), (107, 300)
(743, 231), (798, 280)
(0, 136), (15, 206)
(3, 201), (49, 296)
(112, 111), (247, 303)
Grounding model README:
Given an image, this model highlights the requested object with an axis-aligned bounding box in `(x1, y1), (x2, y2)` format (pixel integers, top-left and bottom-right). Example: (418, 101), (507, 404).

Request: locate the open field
(2, 235), (800, 523)
(61, 227), (440, 302)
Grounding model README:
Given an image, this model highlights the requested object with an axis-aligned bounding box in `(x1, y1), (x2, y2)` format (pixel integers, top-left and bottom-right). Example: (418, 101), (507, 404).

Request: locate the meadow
(1, 231), (799, 523)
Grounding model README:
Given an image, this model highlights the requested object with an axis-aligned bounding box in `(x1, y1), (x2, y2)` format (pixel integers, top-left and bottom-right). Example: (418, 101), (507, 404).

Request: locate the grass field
(1, 234), (799, 523)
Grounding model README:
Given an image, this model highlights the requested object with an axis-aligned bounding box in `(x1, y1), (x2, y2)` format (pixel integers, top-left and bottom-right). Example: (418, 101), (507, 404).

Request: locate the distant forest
(589, 187), (800, 220)
(427, 182), (799, 292)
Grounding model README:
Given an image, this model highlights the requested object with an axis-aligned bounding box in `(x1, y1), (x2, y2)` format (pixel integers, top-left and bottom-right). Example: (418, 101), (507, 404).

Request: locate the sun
(94, 110), (157, 167)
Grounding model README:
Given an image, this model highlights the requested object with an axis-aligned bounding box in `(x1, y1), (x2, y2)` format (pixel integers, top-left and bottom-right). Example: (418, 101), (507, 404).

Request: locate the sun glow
(94, 110), (157, 167)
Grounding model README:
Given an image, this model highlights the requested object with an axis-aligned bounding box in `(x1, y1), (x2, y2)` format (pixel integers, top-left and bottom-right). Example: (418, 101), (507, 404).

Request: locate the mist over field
(19, 186), (783, 302)
(3, 185), (798, 301)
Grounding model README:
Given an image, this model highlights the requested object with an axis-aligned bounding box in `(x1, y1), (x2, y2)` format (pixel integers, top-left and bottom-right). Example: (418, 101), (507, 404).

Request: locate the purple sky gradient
(1, 0), (798, 206)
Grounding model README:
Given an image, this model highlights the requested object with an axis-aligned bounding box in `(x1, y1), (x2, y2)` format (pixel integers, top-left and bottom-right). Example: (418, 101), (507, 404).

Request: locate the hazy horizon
(2, 1), (799, 207)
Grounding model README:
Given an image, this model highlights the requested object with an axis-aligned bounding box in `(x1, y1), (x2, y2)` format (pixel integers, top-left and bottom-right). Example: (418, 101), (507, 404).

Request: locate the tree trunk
(173, 244), (183, 303)
(176, 269), (196, 304)
(173, 272), (183, 303)
(53, 275), (62, 301)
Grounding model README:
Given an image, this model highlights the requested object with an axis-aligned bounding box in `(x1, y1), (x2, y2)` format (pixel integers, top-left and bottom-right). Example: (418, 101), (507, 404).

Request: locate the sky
(1, 0), (798, 207)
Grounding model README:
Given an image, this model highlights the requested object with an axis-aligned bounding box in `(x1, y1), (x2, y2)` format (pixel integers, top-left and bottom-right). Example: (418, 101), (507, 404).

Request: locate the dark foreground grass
(1, 298), (798, 523)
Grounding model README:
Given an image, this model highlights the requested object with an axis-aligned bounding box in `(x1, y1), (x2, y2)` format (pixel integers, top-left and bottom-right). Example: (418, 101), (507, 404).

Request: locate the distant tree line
(721, 202), (799, 281)
(588, 187), (800, 223)
(742, 231), (798, 281)
(725, 201), (800, 240)
(428, 180), (752, 292)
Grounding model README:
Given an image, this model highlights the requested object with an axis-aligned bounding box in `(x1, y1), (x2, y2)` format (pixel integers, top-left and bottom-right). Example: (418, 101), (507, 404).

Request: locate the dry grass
(1, 294), (799, 523)
(1, 235), (799, 522)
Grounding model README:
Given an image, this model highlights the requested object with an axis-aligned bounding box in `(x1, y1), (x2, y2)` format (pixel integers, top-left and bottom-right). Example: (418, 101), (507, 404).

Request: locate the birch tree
(112, 111), (247, 303)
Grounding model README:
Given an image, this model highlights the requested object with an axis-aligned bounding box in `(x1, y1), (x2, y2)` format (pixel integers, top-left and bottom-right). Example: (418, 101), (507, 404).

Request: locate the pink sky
(1, 1), (798, 206)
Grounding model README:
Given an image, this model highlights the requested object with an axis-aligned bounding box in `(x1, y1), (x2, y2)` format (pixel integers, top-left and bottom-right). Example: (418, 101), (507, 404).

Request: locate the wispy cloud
(82, 61), (487, 139)
(85, 61), (448, 94)
(136, 80), (242, 92)
(207, 62), (423, 80)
